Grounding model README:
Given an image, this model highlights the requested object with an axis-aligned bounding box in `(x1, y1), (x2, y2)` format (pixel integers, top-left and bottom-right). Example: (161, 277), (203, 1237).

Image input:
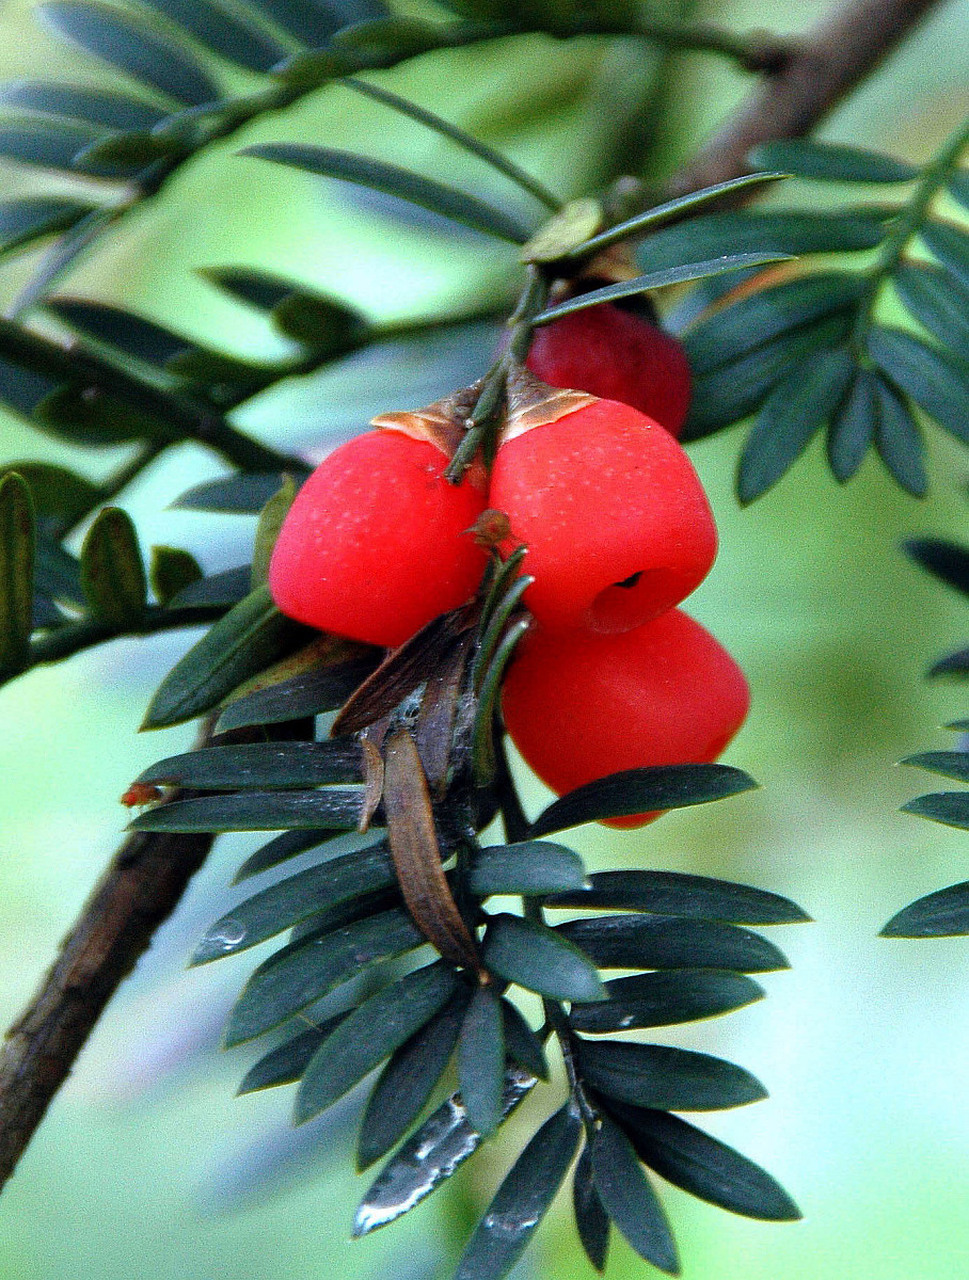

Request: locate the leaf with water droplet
(454, 1102), (582, 1280)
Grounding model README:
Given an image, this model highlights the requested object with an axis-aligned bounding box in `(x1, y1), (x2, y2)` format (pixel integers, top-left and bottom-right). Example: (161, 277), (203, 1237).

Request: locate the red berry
(501, 609), (749, 828)
(269, 429), (488, 648)
(526, 304), (691, 436)
(490, 395), (717, 634)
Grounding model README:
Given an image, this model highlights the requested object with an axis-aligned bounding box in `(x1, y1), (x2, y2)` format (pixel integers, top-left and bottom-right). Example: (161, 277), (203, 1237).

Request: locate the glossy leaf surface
(570, 970), (765, 1033)
(130, 787), (365, 834)
(453, 1103), (582, 1280)
(590, 1113), (677, 1273)
(193, 840), (396, 962)
(353, 1068), (536, 1238)
(529, 765), (757, 836)
(577, 1039), (767, 1111)
(137, 740), (364, 790)
(357, 988), (471, 1169)
(295, 962), (459, 1123)
(224, 908), (423, 1044)
(548, 870), (808, 923)
(482, 913), (605, 1002)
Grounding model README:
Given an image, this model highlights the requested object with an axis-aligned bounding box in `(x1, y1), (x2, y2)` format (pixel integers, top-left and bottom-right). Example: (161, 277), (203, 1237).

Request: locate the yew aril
(268, 428), (488, 648)
(501, 609), (750, 827)
(490, 391), (717, 635)
(526, 303), (691, 436)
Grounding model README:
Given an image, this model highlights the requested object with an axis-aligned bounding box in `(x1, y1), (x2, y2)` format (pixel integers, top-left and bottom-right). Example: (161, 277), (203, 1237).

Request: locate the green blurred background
(1, 0), (969, 1276)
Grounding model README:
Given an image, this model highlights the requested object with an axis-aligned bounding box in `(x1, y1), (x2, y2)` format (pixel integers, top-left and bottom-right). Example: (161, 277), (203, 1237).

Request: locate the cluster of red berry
(269, 303), (748, 826)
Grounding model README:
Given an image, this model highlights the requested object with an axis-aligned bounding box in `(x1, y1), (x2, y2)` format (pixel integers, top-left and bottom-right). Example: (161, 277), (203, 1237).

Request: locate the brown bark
(0, 820), (213, 1188)
(667, 0), (941, 197)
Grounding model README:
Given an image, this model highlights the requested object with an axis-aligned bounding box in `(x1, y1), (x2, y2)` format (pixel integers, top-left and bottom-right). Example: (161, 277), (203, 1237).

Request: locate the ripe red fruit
(501, 609), (749, 828)
(268, 428), (488, 648)
(526, 304), (691, 436)
(490, 389), (717, 635)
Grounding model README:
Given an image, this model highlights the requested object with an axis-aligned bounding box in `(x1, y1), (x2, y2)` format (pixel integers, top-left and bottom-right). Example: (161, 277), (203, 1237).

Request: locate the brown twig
(0, 0), (946, 1197)
(666, 0), (941, 198)
(0, 724), (216, 1192)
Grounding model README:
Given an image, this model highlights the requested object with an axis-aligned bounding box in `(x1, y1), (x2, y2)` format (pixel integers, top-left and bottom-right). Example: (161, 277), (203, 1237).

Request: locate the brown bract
(371, 383), (488, 488)
(502, 365), (597, 445)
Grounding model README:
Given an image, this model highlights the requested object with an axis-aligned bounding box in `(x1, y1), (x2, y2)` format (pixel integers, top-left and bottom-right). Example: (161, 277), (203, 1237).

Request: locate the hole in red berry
(586, 568), (678, 634)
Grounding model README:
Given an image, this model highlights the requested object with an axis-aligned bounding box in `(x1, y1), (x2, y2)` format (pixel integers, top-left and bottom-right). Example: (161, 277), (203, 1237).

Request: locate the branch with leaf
(0, 2), (964, 1276)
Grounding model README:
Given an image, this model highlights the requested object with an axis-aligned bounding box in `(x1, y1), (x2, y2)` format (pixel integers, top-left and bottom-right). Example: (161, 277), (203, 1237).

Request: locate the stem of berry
(495, 734), (597, 1123)
(444, 266), (550, 484)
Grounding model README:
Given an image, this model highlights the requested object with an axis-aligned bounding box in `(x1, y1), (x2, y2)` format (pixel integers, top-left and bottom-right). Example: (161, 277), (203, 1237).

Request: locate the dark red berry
(526, 303), (691, 436)
(501, 609), (749, 827)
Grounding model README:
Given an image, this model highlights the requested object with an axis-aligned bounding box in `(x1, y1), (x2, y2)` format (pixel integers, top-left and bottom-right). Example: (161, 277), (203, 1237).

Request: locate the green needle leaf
(0, 472), (35, 676)
(737, 347), (855, 503)
(357, 989), (471, 1169)
(904, 538), (969, 596)
(920, 220), (969, 292)
(344, 77), (561, 211)
(224, 907), (422, 1044)
(141, 583), (306, 728)
(454, 1103), (582, 1280)
(468, 842), (588, 897)
(557, 916), (789, 974)
(578, 1039), (767, 1112)
(570, 970), (765, 1033)
(136, 740), (364, 791)
(872, 375), (927, 498)
(193, 839), (396, 962)
(38, 1), (220, 105)
(533, 254), (794, 325)
(566, 171), (790, 260)
(79, 506), (146, 628)
(149, 545), (202, 606)
(529, 765), (757, 836)
(573, 1146), (610, 1274)
(882, 882), (969, 937)
(902, 792), (969, 830)
(606, 1100), (801, 1221)
(354, 1069), (537, 1237)
(483, 912), (605, 1003)
(458, 985), (506, 1137)
(251, 475), (296, 589)
(547, 870), (809, 923)
(0, 198), (95, 256)
(590, 1114), (678, 1274)
(294, 963), (459, 1125)
(749, 139), (918, 184)
(867, 325), (969, 446)
(240, 144), (532, 244)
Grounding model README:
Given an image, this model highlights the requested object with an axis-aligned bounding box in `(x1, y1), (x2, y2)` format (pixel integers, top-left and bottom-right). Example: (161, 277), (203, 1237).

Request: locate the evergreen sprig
(129, 534), (808, 1278)
(0, 0), (944, 1253)
(673, 124), (969, 502)
(883, 534), (969, 939)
